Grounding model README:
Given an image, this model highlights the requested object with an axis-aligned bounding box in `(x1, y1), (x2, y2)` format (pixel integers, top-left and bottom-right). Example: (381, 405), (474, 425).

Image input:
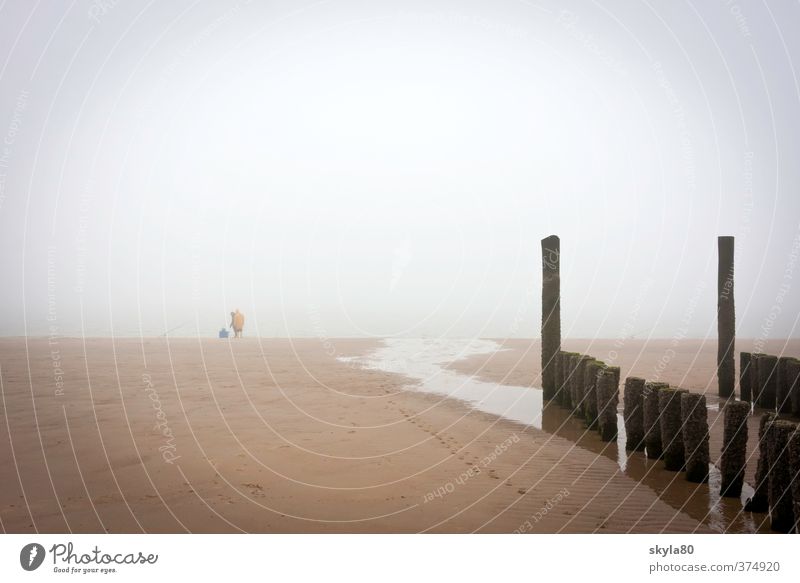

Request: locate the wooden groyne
(539, 234), (800, 532)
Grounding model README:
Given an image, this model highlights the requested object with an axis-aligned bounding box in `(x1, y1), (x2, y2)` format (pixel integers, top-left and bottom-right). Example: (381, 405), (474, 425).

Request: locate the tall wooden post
(541, 235), (561, 401)
(717, 236), (735, 397)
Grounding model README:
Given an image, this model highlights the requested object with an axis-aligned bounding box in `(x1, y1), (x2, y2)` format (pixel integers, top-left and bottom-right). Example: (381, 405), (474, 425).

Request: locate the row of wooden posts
(540, 234), (800, 533)
(550, 351), (799, 532)
(740, 352), (800, 413)
(551, 350), (713, 480)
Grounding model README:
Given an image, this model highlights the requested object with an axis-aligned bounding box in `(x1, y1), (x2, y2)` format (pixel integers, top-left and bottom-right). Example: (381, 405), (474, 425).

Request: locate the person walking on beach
(230, 309), (245, 338)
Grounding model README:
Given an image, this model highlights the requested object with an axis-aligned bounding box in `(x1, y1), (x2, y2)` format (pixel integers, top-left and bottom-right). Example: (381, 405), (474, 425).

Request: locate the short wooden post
(720, 401), (749, 497)
(744, 412), (775, 512)
(644, 382), (668, 459)
(776, 356), (794, 414)
(583, 359), (604, 429)
(560, 352), (579, 409)
(787, 430), (800, 532)
(757, 355), (778, 409)
(554, 351), (564, 406)
(739, 352), (752, 402)
(623, 377), (646, 451)
(568, 354), (583, 416)
(681, 393), (710, 483)
(659, 388), (688, 471)
(768, 420), (797, 532)
(596, 367), (620, 442)
(789, 359), (800, 418)
(750, 354), (761, 404)
(572, 356), (593, 418)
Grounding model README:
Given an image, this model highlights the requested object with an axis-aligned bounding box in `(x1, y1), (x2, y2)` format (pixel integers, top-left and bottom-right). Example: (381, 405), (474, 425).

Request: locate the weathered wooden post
(768, 420), (797, 532)
(541, 235), (561, 401)
(644, 381), (668, 459)
(776, 356), (794, 414)
(624, 377), (646, 451)
(659, 387), (688, 471)
(573, 355), (594, 418)
(750, 354), (761, 404)
(560, 351), (578, 409)
(681, 393), (709, 483)
(554, 351), (564, 406)
(757, 355), (778, 410)
(739, 352), (752, 402)
(717, 236), (736, 398)
(569, 354), (583, 416)
(789, 359), (800, 417)
(744, 412), (775, 512)
(554, 351), (563, 406)
(583, 359), (604, 429)
(576, 355), (591, 417)
(719, 401), (749, 497)
(788, 430), (800, 532)
(596, 367), (620, 442)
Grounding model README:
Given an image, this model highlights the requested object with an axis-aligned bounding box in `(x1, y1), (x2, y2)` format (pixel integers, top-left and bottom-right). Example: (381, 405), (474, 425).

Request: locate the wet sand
(1, 337), (782, 533)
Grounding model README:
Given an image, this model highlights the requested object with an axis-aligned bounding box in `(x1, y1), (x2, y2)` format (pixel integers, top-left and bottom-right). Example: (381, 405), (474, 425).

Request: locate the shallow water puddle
(340, 338), (544, 429)
(342, 338), (763, 533)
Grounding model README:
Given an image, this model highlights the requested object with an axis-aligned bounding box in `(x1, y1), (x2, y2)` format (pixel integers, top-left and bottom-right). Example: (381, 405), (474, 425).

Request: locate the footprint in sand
(242, 482), (265, 497)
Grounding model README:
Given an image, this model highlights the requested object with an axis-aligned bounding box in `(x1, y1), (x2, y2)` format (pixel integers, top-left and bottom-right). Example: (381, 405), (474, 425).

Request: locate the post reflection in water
(541, 401), (762, 533)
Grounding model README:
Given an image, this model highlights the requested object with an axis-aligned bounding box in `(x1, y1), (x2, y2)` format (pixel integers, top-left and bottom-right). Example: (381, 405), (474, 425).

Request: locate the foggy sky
(1, 0), (799, 340)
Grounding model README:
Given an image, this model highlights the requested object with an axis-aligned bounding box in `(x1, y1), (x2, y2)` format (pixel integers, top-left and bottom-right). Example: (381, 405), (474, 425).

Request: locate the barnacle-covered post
(659, 387), (688, 471)
(583, 359), (604, 429)
(739, 352), (752, 402)
(644, 382), (668, 459)
(596, 366), (620, 442)
(767, 420), (797, 532)
(757, 355), (778, 409)
(719, 401), (749, 497)
(623, 377), (646, 451)
(681, 393), (709, 483)
(776, 356), (794, 414)
(744, 412), (775, 513)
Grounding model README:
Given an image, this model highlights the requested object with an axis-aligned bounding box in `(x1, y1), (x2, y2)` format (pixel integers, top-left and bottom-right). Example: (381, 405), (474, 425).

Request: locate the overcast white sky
(0, 0), (798, 339)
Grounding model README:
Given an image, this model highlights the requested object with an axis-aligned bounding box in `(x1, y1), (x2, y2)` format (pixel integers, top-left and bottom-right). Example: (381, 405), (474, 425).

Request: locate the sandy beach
(1, 337), (796, 534)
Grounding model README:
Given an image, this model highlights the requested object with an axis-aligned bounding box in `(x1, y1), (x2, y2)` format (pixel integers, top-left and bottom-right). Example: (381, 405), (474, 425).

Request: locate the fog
(1, 0), (798, 339)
